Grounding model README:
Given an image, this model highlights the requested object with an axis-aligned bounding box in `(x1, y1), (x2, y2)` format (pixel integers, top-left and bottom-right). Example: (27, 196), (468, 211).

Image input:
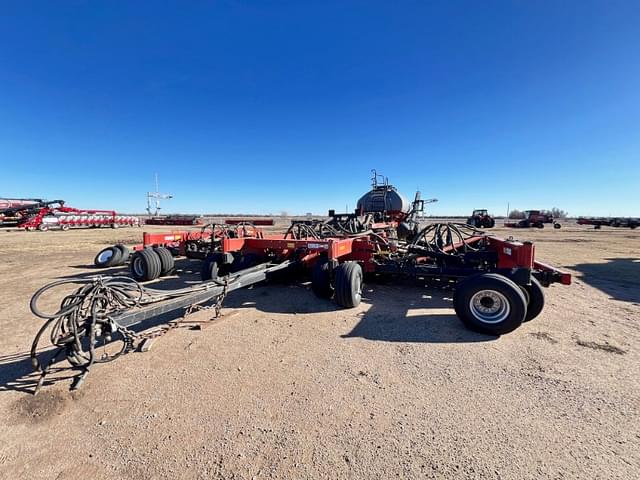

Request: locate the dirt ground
(0, 220), (638, 479)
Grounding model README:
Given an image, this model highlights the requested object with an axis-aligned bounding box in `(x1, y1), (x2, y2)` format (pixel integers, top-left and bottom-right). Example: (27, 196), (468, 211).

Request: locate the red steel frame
(219, 233), (572, 285)
(134, 224), (572, 286)
(135, 226), (265, 255)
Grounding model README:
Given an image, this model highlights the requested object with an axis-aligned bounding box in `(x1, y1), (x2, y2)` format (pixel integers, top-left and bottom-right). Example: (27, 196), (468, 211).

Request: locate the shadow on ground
(342, 284), (495, 344)
(6, 266), (494, 395)
(225, 281), (496, 344)
(0, 350), (79, 395)
(571, 257), (640, 304)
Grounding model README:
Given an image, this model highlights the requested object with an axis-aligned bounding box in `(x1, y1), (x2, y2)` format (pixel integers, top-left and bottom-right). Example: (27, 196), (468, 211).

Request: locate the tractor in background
(466, 209), (495, 228)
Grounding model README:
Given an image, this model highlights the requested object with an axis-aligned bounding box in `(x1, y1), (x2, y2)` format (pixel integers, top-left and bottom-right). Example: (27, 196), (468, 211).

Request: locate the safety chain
(115, 280), (229, 349)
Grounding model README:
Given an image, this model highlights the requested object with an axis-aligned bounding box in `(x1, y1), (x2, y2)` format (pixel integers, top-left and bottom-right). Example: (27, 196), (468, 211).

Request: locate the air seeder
(29, 172), (571, 391)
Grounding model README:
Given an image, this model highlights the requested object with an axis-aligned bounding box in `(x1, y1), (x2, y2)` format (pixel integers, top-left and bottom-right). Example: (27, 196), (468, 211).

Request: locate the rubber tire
(312, 260), (333, 299)
(109, 247), (124, 267)
(201, 258), (220, 281)
(520, 276), (545, 322)
(334, 262), (363, 308)
(201, 253), (232, 281)
(453, 273), (527, 335)
(487, 218), (495, 228)
(153, 246), (175, 276)
(130, 248), (162, 281)
(554, 223), (561, 229)
(114, 244), (130, 265)
(94, 246), (122, 268)
(535, 222), (544, 229)
(61, 224), (70, 231)
(38, 224), (49, 232)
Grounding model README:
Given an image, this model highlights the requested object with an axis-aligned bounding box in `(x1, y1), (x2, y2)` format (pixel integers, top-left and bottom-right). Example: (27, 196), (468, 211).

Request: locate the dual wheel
(453, 274), (545, 335)
(312, 260), (363, 308)
(311, 261), (545, 336)
(94, 244), (175, 281)
(130, 247), (175, 281)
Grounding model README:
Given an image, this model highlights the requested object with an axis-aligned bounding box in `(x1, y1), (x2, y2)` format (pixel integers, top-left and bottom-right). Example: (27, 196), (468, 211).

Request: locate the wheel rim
(133, 257), (145, 277)
(97, 250), (113, 263)
(469, 290), (510, 324)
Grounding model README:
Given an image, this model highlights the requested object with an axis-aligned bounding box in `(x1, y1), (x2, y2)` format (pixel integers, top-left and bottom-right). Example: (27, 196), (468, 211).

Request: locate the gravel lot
(0, 221), (638, 479)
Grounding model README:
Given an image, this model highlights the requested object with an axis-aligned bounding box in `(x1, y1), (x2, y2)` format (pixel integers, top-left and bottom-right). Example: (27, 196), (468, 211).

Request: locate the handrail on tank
(370, 169), (389, 189)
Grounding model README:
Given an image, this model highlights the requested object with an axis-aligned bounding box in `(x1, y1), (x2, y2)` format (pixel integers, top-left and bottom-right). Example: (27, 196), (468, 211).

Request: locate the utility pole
(146, 174), (173, 217)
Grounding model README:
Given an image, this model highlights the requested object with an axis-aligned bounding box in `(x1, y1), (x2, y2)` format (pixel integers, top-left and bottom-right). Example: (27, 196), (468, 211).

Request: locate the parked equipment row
(24, 211), (140, 231)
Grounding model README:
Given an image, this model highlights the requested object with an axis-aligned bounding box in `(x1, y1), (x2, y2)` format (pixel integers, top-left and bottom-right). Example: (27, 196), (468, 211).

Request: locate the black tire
(535, 222), (544, 229)
(201, 253), (232, 281)
(520, 276), (545, 322)
(114, 244), (130, 265)
(130, 248), (162, 281)
(201, 257), (220, 281)
(487, 218), (495, 228)
(153, 246), (175, 276)
(94, 246), (122, 268)
(312, 259), (333, 299)
(553, 223), (561, 229)
(60, 223), (70, 231)
(453, 273), (527, 335)
(334, 261), (363, 308)
(37, 224), (49, 232)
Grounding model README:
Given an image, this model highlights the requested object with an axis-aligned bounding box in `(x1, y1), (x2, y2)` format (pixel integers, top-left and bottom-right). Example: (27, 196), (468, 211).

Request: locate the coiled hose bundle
(29, 275), (224, 392)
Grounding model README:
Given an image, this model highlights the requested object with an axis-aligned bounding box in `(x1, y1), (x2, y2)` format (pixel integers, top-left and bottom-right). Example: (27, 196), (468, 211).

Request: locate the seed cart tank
(356, 170), (411, 217)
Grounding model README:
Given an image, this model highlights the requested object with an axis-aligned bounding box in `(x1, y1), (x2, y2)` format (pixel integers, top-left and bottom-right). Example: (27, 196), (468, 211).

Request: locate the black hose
(29, 274), (231, 393)
(409, 222), (486, 254)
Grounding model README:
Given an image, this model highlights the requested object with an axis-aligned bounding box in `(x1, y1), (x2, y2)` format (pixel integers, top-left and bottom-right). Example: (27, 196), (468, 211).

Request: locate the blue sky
(1, 1), (639, 216)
